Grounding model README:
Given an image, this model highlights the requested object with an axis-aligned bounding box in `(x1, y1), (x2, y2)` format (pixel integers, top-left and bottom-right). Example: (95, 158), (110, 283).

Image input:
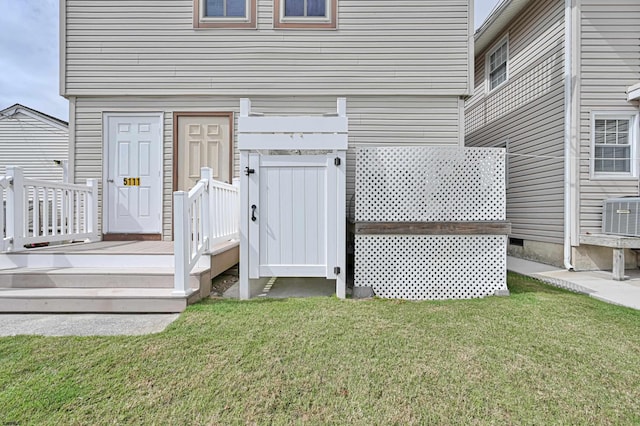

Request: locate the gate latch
(244, 167), (255, 176)
(334, 266), (341, 275)
(334, 157), (341, 166)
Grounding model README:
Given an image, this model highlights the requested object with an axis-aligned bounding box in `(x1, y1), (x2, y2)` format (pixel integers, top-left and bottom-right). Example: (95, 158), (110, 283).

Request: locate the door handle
(251, 205), (257, 222)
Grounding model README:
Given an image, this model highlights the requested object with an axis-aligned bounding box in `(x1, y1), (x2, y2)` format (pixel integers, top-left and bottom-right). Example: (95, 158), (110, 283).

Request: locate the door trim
(172, 112), (234, 192)
(102, 112), (164, 236)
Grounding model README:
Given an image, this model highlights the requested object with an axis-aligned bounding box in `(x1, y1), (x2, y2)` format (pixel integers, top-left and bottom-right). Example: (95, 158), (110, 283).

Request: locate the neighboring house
(59, 0), (474, 241)
(0, 104), (69, 181)
(465, 0), (640, 271)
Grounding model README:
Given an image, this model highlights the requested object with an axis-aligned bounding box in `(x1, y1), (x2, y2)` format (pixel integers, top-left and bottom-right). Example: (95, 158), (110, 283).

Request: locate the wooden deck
(0, 239), (239, 313)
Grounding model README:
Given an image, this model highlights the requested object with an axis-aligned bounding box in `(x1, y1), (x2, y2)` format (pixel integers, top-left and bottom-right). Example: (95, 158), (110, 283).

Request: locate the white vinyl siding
(62, 0), (472, 96)
(465, 0), (565, 244)
(578, 0), (640, 233)
(0, 112), (68, 181)
(73, 95), (462, 240)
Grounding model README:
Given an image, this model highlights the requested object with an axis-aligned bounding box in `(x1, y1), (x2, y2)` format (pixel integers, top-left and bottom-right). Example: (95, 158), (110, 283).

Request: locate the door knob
(251, 205), (257, 222)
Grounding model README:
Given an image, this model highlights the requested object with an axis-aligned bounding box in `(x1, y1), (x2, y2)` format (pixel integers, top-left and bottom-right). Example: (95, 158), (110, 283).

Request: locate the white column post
(201, 167), (213, 251)
(335, 150), (347, 299)
(239, 151), (250, 300)
(173, 191), (191, 296)
(6, 166), (25, 252)
(86, 179), (99, 241)
(233, 178), (240, 240)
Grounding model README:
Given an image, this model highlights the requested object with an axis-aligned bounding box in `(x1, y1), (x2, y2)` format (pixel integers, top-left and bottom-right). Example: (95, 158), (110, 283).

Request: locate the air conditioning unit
(602, 197), (640, 237)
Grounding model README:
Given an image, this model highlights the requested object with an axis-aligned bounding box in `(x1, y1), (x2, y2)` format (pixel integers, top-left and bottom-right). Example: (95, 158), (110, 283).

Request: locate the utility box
(602, 197), (640, 237)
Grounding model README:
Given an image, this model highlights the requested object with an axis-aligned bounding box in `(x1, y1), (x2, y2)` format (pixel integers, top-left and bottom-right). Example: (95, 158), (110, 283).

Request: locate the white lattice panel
(355, 235), (507, 300)
(356, 147), (505, 222)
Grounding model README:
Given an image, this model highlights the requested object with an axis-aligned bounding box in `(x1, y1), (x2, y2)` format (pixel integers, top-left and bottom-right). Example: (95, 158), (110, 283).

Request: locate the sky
(0, 0), (502, 123)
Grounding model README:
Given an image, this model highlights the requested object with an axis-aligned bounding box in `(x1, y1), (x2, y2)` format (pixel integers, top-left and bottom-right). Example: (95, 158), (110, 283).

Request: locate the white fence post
(6, 166), (25, 252)
(201, 167), (213, 251)
(173, 190), (190, 296)
(86, 179), (99, 241)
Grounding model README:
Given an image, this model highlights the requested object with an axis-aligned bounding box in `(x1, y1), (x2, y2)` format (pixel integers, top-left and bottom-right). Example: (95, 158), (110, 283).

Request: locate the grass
(1, 273), (640, 425)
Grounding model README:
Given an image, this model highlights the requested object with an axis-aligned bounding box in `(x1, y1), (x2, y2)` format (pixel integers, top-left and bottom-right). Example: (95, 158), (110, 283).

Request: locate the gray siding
(0, 112), (68, 181)
(73, 96), (462, 239)
(578, 0), (640, 233)
(63, 0), (471, 96)
(465, 0), (565, 244)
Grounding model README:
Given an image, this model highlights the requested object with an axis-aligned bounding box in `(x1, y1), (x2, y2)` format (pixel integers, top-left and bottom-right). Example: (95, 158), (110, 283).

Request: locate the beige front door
(176, 114), (232, 191)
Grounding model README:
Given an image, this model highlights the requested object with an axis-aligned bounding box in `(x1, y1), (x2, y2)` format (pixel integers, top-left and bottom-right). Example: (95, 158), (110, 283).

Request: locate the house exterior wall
(0, 111), (68, 181)
(62, 0), (472, 97)
(72, 95), (463, 239)
(465, 0), (566, 249)
(577, 0), (640, 234)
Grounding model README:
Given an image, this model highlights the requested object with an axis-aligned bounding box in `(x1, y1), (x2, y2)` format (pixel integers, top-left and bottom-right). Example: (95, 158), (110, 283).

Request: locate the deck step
(0, 267), (209, 289)
(0, 287), (201, 313)
(1, 253), (176, 269)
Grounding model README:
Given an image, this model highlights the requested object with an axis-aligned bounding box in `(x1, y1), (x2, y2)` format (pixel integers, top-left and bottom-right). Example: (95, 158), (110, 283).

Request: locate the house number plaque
(123, 177), (141, 186)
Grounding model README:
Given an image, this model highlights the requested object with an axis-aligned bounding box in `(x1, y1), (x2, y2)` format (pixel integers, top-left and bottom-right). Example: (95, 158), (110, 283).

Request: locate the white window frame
(590, 111), (639, 180)
(485, 35), (509, 93)
(195, 0), (256, 28)
(274, 0), (337, 29)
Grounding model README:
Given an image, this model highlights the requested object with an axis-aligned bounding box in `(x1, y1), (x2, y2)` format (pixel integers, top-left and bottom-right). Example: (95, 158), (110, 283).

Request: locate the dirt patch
(210, 266), (239, 297)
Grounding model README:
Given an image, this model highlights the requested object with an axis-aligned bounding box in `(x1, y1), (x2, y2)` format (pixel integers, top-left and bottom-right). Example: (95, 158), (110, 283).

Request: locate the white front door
(104, 113), (163, 234)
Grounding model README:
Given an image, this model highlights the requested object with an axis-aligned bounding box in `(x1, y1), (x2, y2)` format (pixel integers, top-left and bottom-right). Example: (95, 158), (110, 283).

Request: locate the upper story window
(194, 0), (256, 29)
(486, 36), (509, 92)
(592, 113), (639, 178)
(274, 0), (337, 29)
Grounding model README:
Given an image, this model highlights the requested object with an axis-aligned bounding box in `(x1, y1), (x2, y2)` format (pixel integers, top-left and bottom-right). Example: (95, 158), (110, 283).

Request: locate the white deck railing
(1, 166), (99, 252)
(173, 167), (239, 296)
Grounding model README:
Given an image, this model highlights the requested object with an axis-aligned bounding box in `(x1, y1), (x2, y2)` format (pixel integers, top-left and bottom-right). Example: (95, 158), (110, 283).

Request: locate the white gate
(238, 99), (347, 300)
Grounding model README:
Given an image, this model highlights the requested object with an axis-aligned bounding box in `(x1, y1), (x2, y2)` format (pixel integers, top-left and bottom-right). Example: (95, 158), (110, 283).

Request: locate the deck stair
(0, 240), (239, 313)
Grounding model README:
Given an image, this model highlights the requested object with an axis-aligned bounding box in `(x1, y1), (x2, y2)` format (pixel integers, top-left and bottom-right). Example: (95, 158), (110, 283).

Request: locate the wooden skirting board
(103, 233), (162, 241)
(352, 221), (511, 235)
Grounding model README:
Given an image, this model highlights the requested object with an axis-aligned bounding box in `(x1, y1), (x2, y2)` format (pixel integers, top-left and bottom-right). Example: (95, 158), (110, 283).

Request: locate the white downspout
(563, 0), (575, 271)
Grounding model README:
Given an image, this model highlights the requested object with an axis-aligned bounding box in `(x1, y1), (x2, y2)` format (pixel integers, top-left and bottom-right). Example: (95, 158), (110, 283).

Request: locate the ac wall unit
(602, 197), (640, 237)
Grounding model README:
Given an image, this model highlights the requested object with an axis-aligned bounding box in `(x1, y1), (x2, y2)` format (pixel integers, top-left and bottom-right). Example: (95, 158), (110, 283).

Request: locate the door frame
(172, 111), (234, 192)
(102, 111), (164, 238)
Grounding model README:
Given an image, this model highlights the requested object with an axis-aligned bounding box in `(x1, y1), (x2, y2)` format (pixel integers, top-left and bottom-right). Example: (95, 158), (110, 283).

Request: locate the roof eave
(475, 0), (534, 55)
(628, 83), (640, 102)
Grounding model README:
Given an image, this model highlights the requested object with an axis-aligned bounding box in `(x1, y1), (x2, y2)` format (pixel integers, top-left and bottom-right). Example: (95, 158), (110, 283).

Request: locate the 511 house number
(123, 177), (141, 186)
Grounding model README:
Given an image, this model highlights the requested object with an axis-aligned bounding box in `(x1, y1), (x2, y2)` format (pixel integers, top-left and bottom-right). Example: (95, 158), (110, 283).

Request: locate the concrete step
(0, 287), (202, 313)
(0, 267), (210, 290)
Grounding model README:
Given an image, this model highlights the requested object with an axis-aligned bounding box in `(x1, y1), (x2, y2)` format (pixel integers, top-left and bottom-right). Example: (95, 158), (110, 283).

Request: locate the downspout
(563, 0), (575, 270)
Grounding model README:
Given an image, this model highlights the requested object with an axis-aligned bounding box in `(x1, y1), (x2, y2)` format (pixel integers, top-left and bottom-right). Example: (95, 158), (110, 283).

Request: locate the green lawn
(1, 273), (639, 425)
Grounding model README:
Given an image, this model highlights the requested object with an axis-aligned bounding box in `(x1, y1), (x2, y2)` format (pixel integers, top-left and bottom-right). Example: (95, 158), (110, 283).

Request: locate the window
(274, 0), (337, 29)
(194, 0), (256, 28)
(486, 37), (508, 92)
(592, 113), (639, 178)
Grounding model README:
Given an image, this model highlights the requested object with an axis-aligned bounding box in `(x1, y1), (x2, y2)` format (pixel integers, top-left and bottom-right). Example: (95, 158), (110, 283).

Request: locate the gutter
(563, 0), (575, 271)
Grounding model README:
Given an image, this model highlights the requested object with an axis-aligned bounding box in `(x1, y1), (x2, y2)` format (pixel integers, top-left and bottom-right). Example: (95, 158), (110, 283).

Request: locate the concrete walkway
(508, 256), (640, 310)
(0, 314), (180, 337)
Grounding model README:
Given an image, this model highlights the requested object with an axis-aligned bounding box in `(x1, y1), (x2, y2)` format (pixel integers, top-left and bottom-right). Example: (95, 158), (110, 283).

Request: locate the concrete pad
(508, 256), (640, 310)
(223, 277), (336, 299)
(0, 313), (180, 337)
(266, 278), (335, 298)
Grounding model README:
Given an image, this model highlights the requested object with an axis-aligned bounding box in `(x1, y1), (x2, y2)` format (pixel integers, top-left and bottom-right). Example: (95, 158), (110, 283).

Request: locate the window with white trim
(592, 113), (638, 177)
(274, 0), (337, 29)
(486, 37), (508, 92)
(194, 0), (256, 28)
